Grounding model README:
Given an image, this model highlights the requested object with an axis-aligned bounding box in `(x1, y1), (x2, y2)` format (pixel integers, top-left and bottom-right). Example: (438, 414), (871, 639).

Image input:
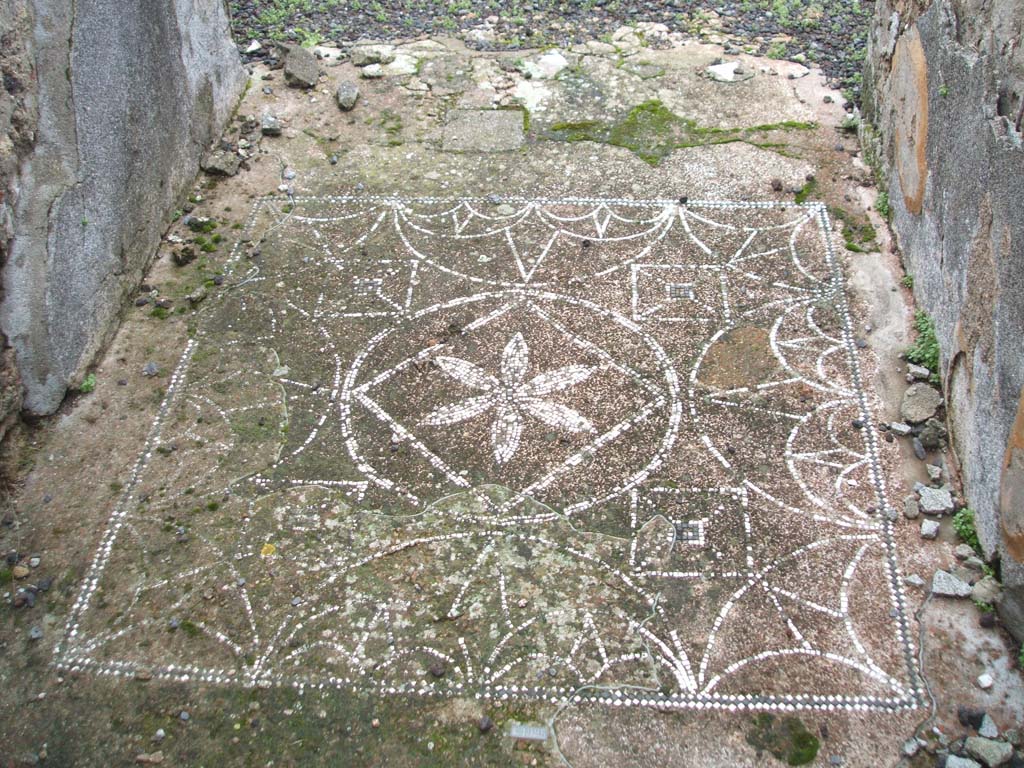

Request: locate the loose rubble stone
(904, 495), (921, 519)
(707, 60), (754, 82)
(964, 556), (987, 572)
(954, 565), (980, 584)
(978, 715), (999, 739)
(201, 149), (241, 177)
(173, 246), (197, 267)
(350, 45), (395, 66)
(919, 418), (948, 450)
(360, 64), (384, 79)
(931, 570), (972, 597)
(905, 574), (926, 588)
(478, 715), (494, 733)
(976, 673), (994, 689)
(900, 382), (943, 423)
(920, 519), (940, 539)
(959, 707), (988, 730)
(135, 753), (164, 765)
(524, 51), (570, 79)
(965, 736), (1013, 767)
(13, 564), (30, 579)
(336, 82), (359, 111)
(143, 362), (159, 377)
(955, 543), (977, 560)
(971, 576), (1001, 604)
(261, 113), (282, 136)
(187, 287), (208, 307)
(890, 422), (913, 436)
(927, 463), (944, 482)
(947, 757), (983, 768)
(919, 485), (955, 515)
(912, 437), (927, 459)
(284, 45), (319, 88)
(907, 363), (931, 380)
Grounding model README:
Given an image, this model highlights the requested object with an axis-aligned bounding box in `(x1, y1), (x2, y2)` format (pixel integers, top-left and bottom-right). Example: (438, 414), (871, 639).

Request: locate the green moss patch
(746, 714), (820, 766)
(545, 100), (816, 166)
(829, 206), (877, 252)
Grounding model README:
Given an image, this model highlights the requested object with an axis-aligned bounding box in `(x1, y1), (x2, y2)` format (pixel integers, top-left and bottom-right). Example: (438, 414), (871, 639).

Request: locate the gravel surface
(228, 0), (871, 94)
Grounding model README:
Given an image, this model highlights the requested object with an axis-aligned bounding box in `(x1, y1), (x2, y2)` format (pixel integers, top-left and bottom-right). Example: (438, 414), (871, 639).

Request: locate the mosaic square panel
(59, 197), (921, 712)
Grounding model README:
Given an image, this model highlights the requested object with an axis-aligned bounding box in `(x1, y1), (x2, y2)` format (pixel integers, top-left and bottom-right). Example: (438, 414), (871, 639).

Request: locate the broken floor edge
(53, 195), (926, 712)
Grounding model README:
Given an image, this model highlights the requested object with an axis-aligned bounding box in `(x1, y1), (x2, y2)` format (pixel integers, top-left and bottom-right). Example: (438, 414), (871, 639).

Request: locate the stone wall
(0, 0), (245, 429)
(864, 0), (1024, 637)
(0, 1), (36, 441)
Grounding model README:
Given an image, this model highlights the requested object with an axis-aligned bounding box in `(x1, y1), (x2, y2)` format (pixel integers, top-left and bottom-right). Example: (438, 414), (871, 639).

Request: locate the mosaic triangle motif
(59, 196), (922, 712)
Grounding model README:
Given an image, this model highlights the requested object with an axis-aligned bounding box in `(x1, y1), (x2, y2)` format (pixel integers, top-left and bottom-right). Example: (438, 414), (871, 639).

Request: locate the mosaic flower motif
(422, 332), (598, 464)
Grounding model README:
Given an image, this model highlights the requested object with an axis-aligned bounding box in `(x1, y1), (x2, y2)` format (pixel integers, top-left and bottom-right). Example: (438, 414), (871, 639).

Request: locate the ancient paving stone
(58, 197), (920, 713)
(442, 110), (525, 152)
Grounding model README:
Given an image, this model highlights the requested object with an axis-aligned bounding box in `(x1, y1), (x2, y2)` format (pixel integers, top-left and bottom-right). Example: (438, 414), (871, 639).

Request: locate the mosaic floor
(59, 197), (920, 711)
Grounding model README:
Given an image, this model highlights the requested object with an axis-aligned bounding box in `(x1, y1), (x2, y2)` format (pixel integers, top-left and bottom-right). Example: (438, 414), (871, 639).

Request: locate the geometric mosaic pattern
(58, 197), (921, 711)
